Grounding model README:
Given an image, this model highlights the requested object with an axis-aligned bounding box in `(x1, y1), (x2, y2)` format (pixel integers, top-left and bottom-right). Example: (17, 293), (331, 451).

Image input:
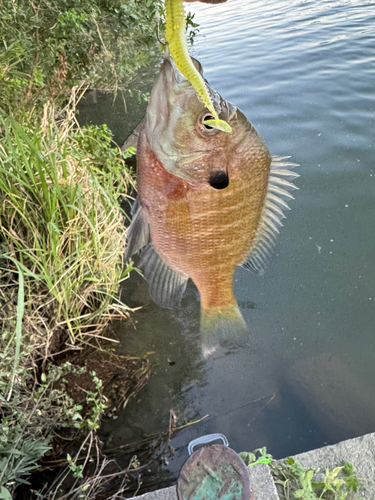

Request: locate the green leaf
(284, 457), (305, 478)
(341, 461), (356, 476)
(302, 469), (314, 484)
(326, 466), (343, 480)
(123, 146), (136, 158)
(312, 481), (325, 490)
(0, 486), (12, 500)
(345, 475), (359, 493)
(294, 489), (305, 498)
(239, 452), (256, 465)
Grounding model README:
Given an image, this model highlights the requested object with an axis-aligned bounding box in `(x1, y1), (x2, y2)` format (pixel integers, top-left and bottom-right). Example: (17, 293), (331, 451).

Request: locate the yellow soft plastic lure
(165, 0), (232, 133)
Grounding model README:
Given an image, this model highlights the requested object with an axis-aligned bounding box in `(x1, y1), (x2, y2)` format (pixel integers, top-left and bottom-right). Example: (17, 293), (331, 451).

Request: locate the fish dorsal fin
(139, 244), (188, 309)
(241, 156), (299, 275)
(124, 198), (150, 262)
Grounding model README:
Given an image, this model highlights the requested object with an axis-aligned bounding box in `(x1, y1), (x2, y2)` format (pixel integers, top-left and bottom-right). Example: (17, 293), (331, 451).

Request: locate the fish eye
(202, 114), (215, 129)
(198, 111), (221, 136)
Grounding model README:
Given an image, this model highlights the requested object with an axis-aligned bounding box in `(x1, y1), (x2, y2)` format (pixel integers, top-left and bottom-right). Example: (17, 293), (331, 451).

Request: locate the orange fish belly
(137, 129), (269, 315)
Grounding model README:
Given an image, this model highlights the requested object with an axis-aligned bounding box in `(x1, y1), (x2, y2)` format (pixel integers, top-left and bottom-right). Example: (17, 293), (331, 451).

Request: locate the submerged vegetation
(0, 0), (164, 496)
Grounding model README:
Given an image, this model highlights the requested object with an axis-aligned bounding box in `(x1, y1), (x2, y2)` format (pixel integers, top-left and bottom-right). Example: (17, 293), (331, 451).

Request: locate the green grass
(271, 457), (368, 500)
(240, 448), (368, 500)
(0, 98), (138, 495)
(0, 98), (134, 358)
(0, 1), (165, 495)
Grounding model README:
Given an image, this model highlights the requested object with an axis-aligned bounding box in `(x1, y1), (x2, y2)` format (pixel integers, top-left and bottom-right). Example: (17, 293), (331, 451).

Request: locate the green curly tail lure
(165, 0), (232, 133)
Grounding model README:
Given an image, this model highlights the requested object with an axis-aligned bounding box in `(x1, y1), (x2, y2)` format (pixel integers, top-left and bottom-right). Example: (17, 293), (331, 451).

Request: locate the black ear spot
(209, 171), (229, 190)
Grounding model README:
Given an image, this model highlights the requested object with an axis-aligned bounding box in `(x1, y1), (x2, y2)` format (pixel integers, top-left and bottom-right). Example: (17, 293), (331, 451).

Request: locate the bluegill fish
(126, 55), (298, 346)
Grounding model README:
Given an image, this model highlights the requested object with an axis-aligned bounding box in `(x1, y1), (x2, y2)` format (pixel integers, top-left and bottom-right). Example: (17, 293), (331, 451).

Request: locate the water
(98, 0), (375, 491)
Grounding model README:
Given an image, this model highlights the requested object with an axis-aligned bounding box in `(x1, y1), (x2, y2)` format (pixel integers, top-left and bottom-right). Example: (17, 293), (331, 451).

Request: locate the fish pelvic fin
(139, 244), (188, 309)
(200, 303), (248, 358)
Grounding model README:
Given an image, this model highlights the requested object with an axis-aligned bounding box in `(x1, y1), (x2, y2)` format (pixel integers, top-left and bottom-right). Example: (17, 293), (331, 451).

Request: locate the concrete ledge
(135, 432), (375, 499)
(136, 486), (177, 500)
(249, 463), (279, 499)
(291, 432), (375, 499)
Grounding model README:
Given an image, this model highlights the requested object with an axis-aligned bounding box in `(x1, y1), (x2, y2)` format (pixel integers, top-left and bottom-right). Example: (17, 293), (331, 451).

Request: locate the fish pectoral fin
(125, 198), (150, 262)
(139, 244), (188, 309)
(241, 155), (299, 275)
(130, 196), (139, 217)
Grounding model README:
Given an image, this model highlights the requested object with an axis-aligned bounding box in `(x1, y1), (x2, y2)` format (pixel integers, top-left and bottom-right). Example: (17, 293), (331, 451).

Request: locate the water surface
(99, 0), (375, 490)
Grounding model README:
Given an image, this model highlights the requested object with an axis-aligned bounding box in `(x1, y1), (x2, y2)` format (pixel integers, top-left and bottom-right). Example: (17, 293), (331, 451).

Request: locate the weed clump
(0, 0), (165, 494)
(0, 97), (146, 496)
(240, 448), (367, 500)
(271, 457), (367, 500)
(0, 97), (134, 356)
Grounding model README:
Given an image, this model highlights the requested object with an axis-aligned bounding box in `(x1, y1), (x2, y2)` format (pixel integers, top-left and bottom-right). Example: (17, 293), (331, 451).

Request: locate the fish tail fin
(200, 303), (248, 358)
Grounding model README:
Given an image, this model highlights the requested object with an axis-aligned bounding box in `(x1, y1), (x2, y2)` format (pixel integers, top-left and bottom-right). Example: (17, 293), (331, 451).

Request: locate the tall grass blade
(3, 257), (25, 401)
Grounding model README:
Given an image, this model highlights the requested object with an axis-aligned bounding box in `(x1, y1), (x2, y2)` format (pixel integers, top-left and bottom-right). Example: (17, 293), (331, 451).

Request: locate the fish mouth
(163, 48), (203, 83)
(162, 52), (237, 131)
(209, 171), (229, 189)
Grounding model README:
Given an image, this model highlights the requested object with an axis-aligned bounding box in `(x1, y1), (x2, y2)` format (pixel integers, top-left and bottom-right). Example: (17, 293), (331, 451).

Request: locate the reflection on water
(77, 58), (160, 146)
(99, 0), (375, 493)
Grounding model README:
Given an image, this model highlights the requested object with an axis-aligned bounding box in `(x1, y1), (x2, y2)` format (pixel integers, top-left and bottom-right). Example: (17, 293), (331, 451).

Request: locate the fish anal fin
(241, 155), (299, 275)
(125, 198), (150, 262)
(139, 244), (188, 309)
